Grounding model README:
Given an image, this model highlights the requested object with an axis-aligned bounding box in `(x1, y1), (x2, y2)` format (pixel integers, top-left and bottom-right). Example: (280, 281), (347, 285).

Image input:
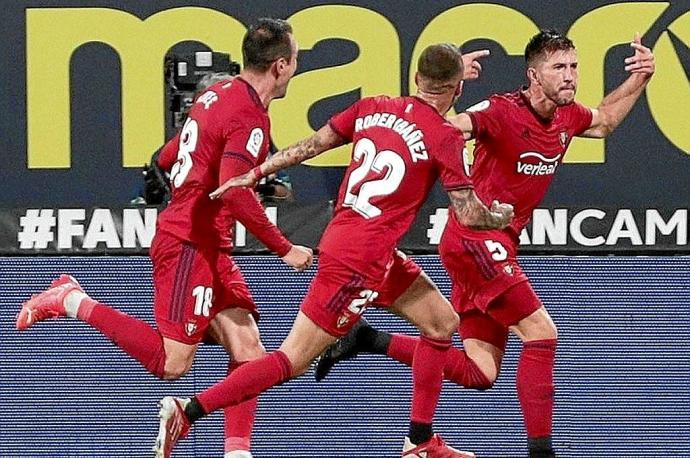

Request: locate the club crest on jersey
(185, 320), (198, 337)
(246, 127), (264, 158)
(559, 131), (568, 147)
(516, 151), (561, 176)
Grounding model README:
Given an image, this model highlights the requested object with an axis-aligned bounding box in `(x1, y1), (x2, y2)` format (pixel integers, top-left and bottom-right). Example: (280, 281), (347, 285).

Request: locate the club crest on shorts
(185, 320), (198, 337)
(503, 264), (514, 276)
(336, 314), (350, 329)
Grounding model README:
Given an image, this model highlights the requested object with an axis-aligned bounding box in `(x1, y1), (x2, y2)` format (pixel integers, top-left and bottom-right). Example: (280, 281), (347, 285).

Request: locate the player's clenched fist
(282, 245), (314, 272)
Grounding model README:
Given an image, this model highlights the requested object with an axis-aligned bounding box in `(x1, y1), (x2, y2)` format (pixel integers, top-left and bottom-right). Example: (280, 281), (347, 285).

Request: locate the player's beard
(550, 86), (576, 106)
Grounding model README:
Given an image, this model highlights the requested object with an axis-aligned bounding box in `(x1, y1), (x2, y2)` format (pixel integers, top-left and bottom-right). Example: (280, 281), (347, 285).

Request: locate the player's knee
(162, 357), (193, 380)
(532, 320), (558, 341)
(231, 336), (266, 361)
(426, 310), (459, 339)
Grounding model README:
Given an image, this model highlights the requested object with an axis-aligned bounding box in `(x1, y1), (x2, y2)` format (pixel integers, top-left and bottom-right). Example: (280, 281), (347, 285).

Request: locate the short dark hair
(525, 29), (575, 66)
(242, 18), (293, 71)
(417, 43), (464, 91)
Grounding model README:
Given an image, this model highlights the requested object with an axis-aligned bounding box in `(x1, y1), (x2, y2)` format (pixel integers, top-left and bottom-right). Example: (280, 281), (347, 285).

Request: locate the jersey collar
(235, 77), (267, 113)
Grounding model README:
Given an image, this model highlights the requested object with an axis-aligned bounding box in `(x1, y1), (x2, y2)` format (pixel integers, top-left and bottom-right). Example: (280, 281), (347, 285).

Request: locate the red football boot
(16, 274), (83, 330)
(154, 397), (191, 458)
(402, 434), (476, 458)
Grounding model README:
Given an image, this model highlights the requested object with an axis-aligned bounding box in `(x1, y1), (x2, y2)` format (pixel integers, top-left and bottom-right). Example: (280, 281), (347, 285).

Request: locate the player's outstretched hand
(282, 245), (314, 272)
(209, 171), (259, 200)
(462, 49), (490, 81)
(490, 200), (514, 229)
(625, 32), (655, 78)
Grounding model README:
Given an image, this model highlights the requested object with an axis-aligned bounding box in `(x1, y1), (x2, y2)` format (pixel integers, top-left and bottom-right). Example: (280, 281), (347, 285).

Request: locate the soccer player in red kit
(153, 44), (514, 458)
(16, 18), (312, 458)
(314, 30), (656, 458)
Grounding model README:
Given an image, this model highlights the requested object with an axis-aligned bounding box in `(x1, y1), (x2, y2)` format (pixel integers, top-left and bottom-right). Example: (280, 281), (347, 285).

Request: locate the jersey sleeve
(221, 115), (267, 169)
(569, 102), (594, 136)
(327, 100), (361, 143)
(464, 97), (504, 141)
(156, 133), (181, 171)
(433, 130), (473, 191)
(219, 149), (292, 257)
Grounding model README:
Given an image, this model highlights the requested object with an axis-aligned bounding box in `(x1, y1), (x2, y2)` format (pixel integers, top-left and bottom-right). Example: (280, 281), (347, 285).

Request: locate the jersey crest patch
(246, 127), (264, 158)
(559, 131), (568, 147)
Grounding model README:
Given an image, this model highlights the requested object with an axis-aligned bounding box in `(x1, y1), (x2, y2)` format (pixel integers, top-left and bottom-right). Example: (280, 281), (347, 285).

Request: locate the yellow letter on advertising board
(566, 2), (668, 163)
(27, 7), (244, 168)
(271, 5), (400, 167)
(410, 3), (539, 111)
(411, 4), (538, 161)
(647, 10), (690, 155)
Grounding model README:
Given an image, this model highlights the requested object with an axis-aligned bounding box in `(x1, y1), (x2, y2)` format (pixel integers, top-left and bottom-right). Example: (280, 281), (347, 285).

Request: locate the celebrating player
(153, 43), (514, 458)
(314, 29), (655, 458)
(16, 18), (312, 458)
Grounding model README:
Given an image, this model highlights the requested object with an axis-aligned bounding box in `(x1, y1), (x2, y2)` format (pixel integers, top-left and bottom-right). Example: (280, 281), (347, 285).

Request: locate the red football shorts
(301, 251), (421, 337)
(150, 230), (258, 345)
(439, 226), (542, 350)
(457, 282), (543, 350)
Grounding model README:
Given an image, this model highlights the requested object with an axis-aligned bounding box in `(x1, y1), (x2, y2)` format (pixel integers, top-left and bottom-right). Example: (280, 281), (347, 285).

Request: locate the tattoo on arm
(261, 126), (344, 176)
(449, 189), (508, 230)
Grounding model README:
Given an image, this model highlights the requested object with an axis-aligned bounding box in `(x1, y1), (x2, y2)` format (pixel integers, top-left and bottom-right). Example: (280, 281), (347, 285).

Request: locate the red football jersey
(157, 77), (284, 251)
(462, 89), (593, 238)
(319, 96), (473, 282)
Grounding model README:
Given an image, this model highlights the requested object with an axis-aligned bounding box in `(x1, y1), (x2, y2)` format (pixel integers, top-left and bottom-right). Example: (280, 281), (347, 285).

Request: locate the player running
(314, 29), (656, 458)
(16, 18), (311, 458)
(153, 43), (513, 458)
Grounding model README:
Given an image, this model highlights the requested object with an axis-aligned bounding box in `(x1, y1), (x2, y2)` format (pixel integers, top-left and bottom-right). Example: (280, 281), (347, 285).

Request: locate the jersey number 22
(343, 138), (406, 219)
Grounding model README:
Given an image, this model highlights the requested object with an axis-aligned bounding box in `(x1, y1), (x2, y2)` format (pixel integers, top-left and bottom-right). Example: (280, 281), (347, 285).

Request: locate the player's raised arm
(210, 124), (345, 199)
(581, 32), (655, 138)
(444, 49), (490, 140)
(448, 189), (514, 230)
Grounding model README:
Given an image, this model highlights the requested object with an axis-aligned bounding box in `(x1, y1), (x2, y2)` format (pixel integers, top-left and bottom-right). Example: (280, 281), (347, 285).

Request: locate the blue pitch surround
(1, 256), (689, 458)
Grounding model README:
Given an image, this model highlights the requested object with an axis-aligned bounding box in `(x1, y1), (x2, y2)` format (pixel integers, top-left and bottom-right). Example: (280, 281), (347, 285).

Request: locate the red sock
(517, 339), (557, 438)
(387, 333), (416, 364)
(77, 298), (166, 378)
(445, 348), (493, 389)
(388, 334), (492, 390)
(224, 361), (257, 453)
(410, 335), (451, 424)
(198, 351), (292, 415)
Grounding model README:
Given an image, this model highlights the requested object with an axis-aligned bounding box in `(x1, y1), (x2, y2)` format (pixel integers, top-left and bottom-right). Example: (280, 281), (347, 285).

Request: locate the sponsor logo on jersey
(246, 128), (264, 158)
(516, 151), (561, 176)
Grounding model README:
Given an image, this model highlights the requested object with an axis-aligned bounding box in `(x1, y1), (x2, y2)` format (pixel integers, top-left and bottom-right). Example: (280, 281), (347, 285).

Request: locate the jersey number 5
(343, 138), (406, 219)
(170, 117), (199, 188)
